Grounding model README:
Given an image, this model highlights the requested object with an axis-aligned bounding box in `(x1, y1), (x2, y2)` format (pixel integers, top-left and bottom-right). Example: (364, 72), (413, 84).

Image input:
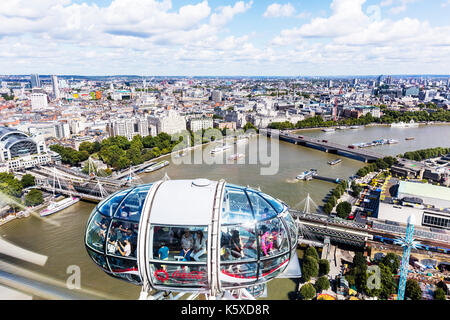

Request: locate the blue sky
(0, 0), (449, 76)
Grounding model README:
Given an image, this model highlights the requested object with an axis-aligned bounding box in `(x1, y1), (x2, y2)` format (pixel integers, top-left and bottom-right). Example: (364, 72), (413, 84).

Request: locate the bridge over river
(261, 129), (385, 162)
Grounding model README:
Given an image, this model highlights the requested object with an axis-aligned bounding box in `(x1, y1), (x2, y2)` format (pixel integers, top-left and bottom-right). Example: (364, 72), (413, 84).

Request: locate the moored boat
(328, 158), (342, 165)
(144, 160), (170, 173)
(296, 169), (318, 180)
(211, 144), (232, 154)
(40, 196), (80, 217)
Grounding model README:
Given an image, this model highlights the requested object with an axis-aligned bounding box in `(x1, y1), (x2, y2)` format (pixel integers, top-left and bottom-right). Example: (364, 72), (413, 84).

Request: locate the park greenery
(350, 181), (363, 198)
(400, 147), (450, 161)
(405, 279), (423, 300)
(268, 108), (450, 130)
(323, 180), (348, 215)
(25, 189), (44, 207)
(49, 144), (89, 166)
(315, 276), (330, 293)
(318, 259), (330, 277)
(302, 246), (320, 282)
(356, 156), (397, 177)
(0, 172), (42, 211)
(434, 288), (446, 300)
(335, 201), (352, 219)
(300, 283), (316, 300)
(298, 246), (333, 299)
(344, 252), (400, 299)
(51, 126), (258, 171)
(21, 174), (36, 188)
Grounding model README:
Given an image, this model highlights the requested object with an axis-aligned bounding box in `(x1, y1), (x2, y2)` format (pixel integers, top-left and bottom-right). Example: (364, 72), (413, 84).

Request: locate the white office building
(188, 117), (213, 132)
(148, 110), (186, 135)
(30, 93), (48, 109)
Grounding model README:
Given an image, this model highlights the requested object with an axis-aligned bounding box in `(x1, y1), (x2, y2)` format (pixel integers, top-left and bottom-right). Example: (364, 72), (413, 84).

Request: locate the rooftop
(398, 181), (450, 201)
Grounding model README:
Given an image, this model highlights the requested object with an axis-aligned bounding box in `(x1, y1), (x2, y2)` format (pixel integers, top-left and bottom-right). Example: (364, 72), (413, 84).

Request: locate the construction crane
(395, 215), (422, 300)
(333, 87), (343, 121)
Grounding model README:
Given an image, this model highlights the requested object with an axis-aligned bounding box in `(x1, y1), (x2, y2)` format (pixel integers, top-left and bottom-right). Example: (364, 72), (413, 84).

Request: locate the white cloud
(268, 0), (450, 75)
(263, 3), (296, 18)
(210, 1), (253, 26)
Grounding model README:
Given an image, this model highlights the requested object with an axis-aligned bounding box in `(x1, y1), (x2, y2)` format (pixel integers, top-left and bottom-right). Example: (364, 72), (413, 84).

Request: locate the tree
(377, 263), (397, 299)
(327, 195), (337, 207)
(305, 246), (319, 261)
(323, 202), (333, 215)
(315, 276), (330, 293)
(25, 189), (43, 207)
(21, 174), (36, 188)
(351, 184), (362, 197)
(302, 256), (319, 282)
(318, 259), (330, 276)
(353, 252), (367, 269)
(0, 172), (23, 198)
(336, 201), (352, 219)
(382, 253), (400, 274)
(300, 283), (316, 300)
(434, 288), (446, 300)
(405, 279), (422, 300)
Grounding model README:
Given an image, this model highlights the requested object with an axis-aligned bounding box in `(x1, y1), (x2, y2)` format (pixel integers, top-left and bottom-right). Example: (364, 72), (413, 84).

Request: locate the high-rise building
(51, 75), (60, 99)
(30, 92), (48, 109)
(327, 80), (333, 88)
(54, 122), (70, 139)
(30, 74), (40, 88)
(211, 90), (222, 103)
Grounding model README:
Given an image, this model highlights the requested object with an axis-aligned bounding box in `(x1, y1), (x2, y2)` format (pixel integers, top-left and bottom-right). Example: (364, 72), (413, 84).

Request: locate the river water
(1, 124), (449, 300)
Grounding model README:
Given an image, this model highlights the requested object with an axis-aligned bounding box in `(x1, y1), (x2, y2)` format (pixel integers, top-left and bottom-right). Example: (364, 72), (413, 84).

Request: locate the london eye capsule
(85, 179), (298, 295)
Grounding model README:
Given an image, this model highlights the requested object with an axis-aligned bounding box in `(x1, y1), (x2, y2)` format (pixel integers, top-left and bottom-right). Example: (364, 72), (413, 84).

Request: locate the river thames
(1, 124), (449, 299)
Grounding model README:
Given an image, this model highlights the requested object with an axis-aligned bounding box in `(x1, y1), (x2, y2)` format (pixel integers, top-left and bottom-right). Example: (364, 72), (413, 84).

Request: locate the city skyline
(1, 0), (450, 76)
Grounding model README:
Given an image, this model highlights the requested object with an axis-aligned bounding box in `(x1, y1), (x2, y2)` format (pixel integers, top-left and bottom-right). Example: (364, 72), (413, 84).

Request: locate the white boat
(40, 196), (80, 217)
(350, 125), (361, 129)
(322, 128), (335, 132)
(328, 158), (342, 165)
(387, 139), (399, 144)
(144, 160), (169, 173)
(391, 120), (418, 128)
(211, 144), (233, 154)
(337, 126), (349, 130)
(296, 169), (317, 180)
(228, 153), (245, 160)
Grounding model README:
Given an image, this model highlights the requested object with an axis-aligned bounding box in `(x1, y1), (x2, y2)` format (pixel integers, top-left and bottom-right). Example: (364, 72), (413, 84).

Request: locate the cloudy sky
(1, 0), (449, 76)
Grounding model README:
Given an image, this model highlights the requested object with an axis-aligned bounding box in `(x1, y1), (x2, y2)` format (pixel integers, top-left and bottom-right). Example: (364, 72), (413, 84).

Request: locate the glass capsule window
(114, 184), (152, 222)
(247, 190), (278, 221)
(220, 225), (257, 261)
(151, 226), (208, 262)
(98, 189), (130, 217)
(222, 186), (254, 225)
(86, 211), (110, 252)
(84, 184), (153, 286)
